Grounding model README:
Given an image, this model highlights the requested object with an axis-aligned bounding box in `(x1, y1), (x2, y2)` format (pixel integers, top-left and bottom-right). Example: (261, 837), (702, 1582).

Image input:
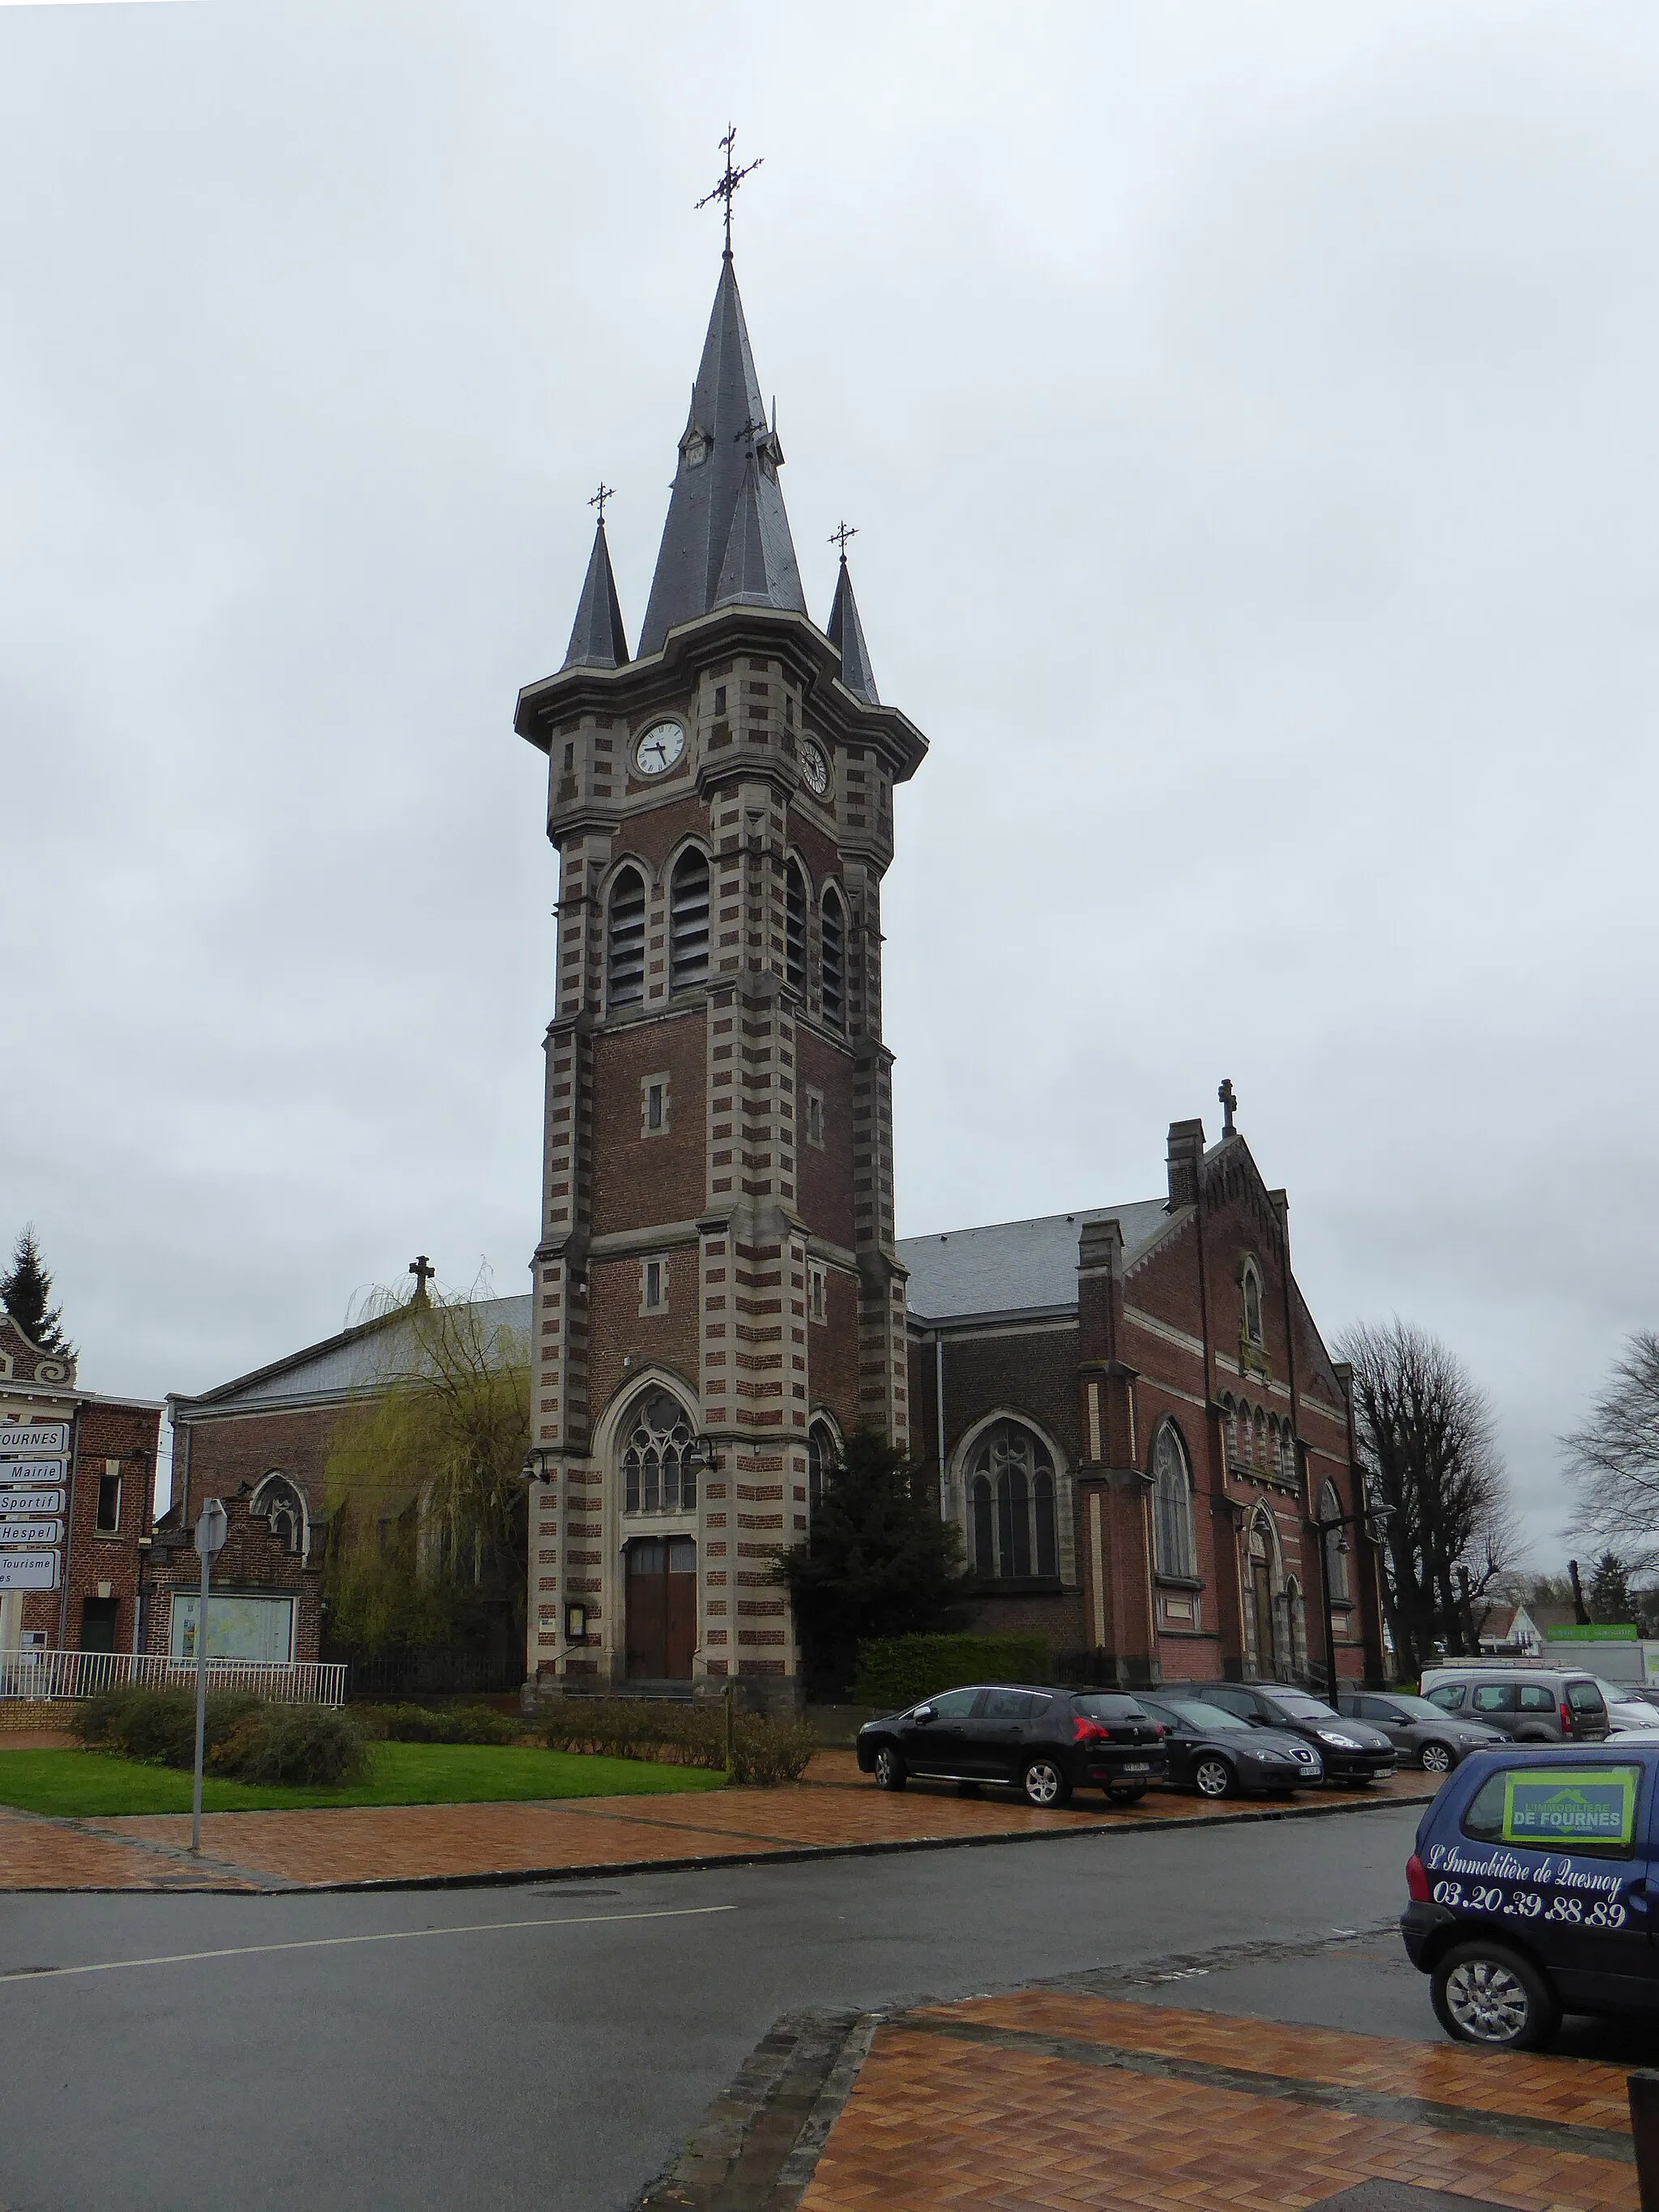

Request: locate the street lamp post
(190, 1498), (228, 1854)
(1311, 1497), (1392, 1698)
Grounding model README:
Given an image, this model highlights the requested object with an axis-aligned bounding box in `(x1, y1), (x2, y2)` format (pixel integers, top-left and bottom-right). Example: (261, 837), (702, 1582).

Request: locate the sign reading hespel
(0, 1522), (62, 1547)
(1502, 1769), (1637, 1848)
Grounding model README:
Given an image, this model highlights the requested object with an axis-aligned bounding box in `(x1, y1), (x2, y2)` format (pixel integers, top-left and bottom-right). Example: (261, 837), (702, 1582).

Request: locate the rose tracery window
(966, 1421), (1058, 1581)
(622, 1391), (697, 1515)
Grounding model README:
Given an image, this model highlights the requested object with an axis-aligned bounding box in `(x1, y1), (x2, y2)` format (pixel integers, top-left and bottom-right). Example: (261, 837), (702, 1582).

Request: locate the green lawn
(0, 1743), (726, 1818)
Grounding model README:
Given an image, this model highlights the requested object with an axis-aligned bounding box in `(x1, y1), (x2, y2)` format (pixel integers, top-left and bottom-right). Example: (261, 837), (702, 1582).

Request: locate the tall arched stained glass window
(965, 1421), (1058, 1581)
(1320, 1479), (1350, 1603)
(807, 1419), (838, 1516)
(1151, 1423), (1197, 1580)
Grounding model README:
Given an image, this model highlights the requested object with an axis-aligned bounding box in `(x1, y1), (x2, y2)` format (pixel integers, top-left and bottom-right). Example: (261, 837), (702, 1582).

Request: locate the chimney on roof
(1166, 1120), (1205, 1211)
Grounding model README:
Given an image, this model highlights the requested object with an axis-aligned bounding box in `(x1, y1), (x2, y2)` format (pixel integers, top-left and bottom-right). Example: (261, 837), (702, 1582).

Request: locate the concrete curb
(2, 1778), (1431, 1895)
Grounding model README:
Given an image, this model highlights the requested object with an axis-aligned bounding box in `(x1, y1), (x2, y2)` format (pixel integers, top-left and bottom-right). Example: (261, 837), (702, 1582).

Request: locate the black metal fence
(343, 1650), (523, 1699)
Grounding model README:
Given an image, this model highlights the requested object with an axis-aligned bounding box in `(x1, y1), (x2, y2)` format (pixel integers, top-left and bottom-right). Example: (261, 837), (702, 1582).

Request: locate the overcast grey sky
(2, 1), (1653, 1558)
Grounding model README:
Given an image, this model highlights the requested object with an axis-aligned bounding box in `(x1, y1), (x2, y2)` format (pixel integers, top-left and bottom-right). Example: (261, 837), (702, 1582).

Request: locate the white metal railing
(0, 1650), (347, 1707)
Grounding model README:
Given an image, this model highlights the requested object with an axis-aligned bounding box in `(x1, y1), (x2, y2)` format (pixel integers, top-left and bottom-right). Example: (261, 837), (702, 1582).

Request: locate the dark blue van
(1402, 1741), (1659, 2048)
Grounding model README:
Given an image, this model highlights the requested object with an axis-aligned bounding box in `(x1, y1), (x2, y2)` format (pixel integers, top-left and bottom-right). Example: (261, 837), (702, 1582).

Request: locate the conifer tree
(1588, 1550), (1638, 1627)
(0, 1225), (72, 1358)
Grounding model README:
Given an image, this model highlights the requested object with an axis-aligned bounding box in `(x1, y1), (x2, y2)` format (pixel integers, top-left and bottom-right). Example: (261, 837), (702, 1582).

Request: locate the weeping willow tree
(322, 1276), (530, 1660)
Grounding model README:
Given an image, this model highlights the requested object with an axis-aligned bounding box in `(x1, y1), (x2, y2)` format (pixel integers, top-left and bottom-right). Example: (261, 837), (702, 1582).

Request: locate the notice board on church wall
(169, 1593), (296, 1664)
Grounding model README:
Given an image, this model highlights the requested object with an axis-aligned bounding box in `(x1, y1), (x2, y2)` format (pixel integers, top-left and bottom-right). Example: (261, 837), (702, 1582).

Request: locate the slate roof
(173, 1296), (534, 1417)
(898, 1199), (1177, 1324)
(635, 253), (808, 658)
(826, 556), (879, 705)
(562, 518), (629, 670)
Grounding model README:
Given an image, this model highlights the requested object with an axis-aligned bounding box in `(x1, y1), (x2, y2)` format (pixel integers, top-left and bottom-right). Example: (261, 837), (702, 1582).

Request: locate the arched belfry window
(1151, 1423), (1197, 1580)
(1243, 1264), (1265, 1346)
(621, 1390), (697, 1515)
(807, 1419), (838, 1515)
(820, 887), (846, 1030)
(966, 1421), (1058, 1582)
(607, 867), (646, 1010)
(785, 860), (808, 995)
(669, 850), (710, 992)
(1320, 1479), (1350, 1603)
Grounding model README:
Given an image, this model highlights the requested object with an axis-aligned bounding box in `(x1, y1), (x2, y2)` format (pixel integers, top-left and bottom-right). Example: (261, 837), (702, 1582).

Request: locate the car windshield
(1594, 1677), (1656, 1707)
(1270, 1693), (1337, 1720)
(1383, 1694), (1456, 1721)
(1162, 1700), (1250, 1732)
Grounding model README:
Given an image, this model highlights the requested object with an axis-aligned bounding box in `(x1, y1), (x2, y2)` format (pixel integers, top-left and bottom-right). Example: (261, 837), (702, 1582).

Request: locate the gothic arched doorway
(1247, 1512), (1285, 1681)
(625, 1536), (697, 1680)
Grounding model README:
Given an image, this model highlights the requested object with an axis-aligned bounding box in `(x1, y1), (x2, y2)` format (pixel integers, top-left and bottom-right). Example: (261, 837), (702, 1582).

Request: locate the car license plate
(1121, 1762), (1149, 1773)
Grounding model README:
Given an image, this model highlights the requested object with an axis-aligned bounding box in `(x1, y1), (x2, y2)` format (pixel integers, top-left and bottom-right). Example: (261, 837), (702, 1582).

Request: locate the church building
(514, 196), (1387, 1699)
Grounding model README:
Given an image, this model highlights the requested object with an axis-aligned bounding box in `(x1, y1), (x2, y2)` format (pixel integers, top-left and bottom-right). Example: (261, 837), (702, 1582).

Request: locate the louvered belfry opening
(785, 859), (808, 994)
(607, 867), (646, 1009)
(821, 888), (845, 1029)
(669, 849), (711, 992)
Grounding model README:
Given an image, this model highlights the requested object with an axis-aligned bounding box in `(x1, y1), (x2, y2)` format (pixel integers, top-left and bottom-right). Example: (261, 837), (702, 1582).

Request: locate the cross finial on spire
(589, 481), (615, 526)
(696, 124), (762, 258)
(1218, 1079), (1238, 1136)
(829, 520), (858, 560)
(408, 1254), (436, 1306)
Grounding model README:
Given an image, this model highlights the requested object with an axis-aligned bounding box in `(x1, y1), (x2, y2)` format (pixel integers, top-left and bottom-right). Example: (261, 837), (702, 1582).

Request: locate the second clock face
(800, 739), (830, 798)
(634, 721), (686, 778)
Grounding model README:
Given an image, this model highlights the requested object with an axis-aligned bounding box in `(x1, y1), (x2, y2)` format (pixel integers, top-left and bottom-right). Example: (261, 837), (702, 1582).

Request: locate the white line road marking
(0, 1903), (737, 1985)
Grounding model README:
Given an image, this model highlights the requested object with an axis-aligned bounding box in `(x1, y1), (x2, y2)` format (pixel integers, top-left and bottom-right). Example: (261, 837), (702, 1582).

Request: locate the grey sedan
(1335, 1690), (1505, 1775)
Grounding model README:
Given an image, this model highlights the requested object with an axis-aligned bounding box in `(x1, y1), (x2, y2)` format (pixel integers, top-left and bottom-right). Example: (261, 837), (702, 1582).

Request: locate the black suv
(1195, 1681), (1397, 1784)
(856, 1684), (1169, 1807)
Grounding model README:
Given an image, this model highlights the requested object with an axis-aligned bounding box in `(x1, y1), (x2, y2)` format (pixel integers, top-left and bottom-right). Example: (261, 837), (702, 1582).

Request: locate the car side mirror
(1247, 1713), (1269, 1726)
(913, 1705), (935, 1724)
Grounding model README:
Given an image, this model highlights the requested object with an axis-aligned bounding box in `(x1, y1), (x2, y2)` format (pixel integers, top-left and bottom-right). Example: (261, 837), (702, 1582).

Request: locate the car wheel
(1107, 1786), (1147, 1805)
(873, 1746), (907, 1792)
(1420, 1741), (1455, 1775)
(1192, 1756), (1237, 1800)
(1021, 1757), (1072, 1809)
(1431, 1942), (1559, 2052)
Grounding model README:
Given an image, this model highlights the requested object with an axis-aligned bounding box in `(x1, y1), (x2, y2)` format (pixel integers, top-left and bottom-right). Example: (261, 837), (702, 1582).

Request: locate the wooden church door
(625, 1536), (697, 1679)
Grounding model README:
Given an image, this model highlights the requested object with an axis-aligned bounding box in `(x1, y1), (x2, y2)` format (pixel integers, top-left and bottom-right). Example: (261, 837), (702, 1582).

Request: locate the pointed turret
(826, 553), (880, 705)
(636, 254), (807, 658)
(562, 518), (629, 671)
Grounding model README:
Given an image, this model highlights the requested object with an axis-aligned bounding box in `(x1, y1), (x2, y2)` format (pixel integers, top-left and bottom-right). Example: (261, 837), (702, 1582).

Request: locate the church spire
(825, 529), (880, 705)
(636, 252), (807, 658)
(562, 499), (629, 671)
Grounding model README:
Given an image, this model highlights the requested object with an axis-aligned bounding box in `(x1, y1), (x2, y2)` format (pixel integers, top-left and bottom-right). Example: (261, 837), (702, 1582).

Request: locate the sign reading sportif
(0, 1460), (66, 1486)
(1502, 1769), (1637, 1849)
(0, 1492), (63, 1516)
(0, 1553), (59, 1591)
(0, 1522), (62, 1547)
(0, 1424), (69, 1458)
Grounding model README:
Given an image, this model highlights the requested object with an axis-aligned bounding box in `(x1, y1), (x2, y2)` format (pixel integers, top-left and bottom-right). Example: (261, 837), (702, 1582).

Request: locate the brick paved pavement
(797, 1994), (1640, 2212)
(0, 1759), (1438, 1893)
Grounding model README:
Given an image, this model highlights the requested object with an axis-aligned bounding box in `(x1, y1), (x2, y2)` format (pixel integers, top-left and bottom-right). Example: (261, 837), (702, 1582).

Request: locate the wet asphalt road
(1, 1806), (1426, 2212)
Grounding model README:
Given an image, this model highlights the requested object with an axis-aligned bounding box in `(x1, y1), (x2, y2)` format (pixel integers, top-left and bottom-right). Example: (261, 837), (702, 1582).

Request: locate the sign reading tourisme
(0, 1554), (59, 1592)
(0, 1424), (70, 1459)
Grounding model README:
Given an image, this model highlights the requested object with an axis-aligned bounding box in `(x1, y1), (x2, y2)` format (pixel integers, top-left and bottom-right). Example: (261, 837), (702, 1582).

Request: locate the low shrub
(539, 1698), (815, 1784)
(70, 1687), (262, 1768)
(352, 1703), (518, 1745)
(207, 1705), (369, 1787)
(849, 1633), (1053, 1710)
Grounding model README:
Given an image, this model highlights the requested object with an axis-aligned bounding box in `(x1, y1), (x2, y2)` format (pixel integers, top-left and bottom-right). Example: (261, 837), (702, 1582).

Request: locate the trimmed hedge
(352, 1703), (518, 1745)
(539, 1698), (816, 1786)
(850, 1634), (1053, 1710)
(70, 1686), (369, 1788)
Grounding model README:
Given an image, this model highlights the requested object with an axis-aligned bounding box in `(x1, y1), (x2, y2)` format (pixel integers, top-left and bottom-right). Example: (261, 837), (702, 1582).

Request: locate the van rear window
(1072, 1695), (1149, 1724)
(1463, 1765), (1640, 1859)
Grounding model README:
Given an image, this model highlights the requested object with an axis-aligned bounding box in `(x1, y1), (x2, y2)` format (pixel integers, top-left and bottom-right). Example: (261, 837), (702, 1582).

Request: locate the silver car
(1335, 1690), (1504, 1775)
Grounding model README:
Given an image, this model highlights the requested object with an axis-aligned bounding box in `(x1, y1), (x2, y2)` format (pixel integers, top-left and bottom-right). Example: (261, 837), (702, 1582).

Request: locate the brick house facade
(903, 1112), (1388, 1691)
(0, 1312), (160, 1660)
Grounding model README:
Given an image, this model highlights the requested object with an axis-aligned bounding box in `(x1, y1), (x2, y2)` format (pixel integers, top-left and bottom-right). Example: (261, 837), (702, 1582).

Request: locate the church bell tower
(514, 204), (928, 1693)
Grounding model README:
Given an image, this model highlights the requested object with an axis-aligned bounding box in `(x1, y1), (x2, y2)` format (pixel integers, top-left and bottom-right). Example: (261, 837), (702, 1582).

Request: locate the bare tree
(1337, 1319), (1518, 1679)
(1563, 1332), (1659, 1574)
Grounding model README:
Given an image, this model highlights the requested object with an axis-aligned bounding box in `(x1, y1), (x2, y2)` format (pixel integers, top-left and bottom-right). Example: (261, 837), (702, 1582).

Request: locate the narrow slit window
(821, 889), (845, 1029)
(607, 867), (646, 1010)
(647, 1083), (665, 1132)
(96, 1473), (122, 1534)
(670, 850), (711, 992)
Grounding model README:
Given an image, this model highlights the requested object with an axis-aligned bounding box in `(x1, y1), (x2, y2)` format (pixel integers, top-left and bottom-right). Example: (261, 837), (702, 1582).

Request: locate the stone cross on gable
(408, 1255), (436, 1304)
(1218, 1079), (1238, 1136)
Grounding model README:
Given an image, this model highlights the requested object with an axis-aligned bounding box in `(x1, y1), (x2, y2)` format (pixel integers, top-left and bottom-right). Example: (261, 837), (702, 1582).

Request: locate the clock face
(800, 739), (830, 798)
(633, 721), (686, 778)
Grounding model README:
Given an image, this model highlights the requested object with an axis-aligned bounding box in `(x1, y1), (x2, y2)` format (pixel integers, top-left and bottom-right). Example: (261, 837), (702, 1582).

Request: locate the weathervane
(829, 521), (858, 560)
(589, 481), (615, 526)
(697, 124), (762, 256)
